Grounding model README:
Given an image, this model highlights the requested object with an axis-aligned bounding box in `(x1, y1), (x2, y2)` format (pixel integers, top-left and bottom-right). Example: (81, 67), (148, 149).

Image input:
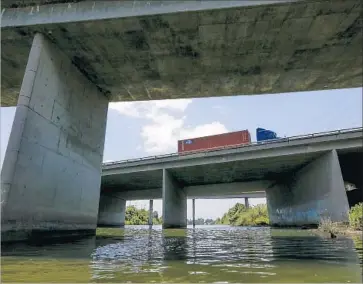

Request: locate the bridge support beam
(1, 33), (108, 242)
(266, 150), (349, 226)
(97, 194), (126, 227)
(162, 169), (187, 229)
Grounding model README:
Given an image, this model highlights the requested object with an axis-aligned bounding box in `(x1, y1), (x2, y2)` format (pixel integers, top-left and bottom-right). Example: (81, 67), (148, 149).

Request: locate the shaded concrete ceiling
(1, 0), (85, 7)
(1, 0), (362, 106)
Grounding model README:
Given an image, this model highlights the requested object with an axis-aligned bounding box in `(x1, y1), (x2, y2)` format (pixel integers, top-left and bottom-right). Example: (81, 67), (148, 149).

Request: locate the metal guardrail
(103, 127), (363, 167)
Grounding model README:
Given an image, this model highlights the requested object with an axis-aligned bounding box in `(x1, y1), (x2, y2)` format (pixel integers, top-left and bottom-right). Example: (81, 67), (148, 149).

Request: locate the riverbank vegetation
(215, 201), (363, 233)
(317, 203), (362, 237)
(216, 203), (269, 226)
(349, 202), (363, 230)
(102, 201), (362, 233)
(125, 205), (162, 225)
(187, 218), (216, 225)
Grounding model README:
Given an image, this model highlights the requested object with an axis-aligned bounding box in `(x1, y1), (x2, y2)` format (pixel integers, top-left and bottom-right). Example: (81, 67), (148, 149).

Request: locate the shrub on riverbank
(216, 203), (269, 226)
(318, 217), (340, 235)
(125, 205), (162, 225)
(349, 203), (363, 230)
(235, 204), (269, 226)
(317, 203), (363, 236)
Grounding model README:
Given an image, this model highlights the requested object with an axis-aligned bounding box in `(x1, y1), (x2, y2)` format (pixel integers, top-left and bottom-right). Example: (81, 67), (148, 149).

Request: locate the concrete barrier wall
(266, 150), (349, 226)
(1, 33), (108, 242)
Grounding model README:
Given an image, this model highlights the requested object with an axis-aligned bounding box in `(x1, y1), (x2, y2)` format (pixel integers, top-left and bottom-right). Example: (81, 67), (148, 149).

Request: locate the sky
(1, 87), (362, 219)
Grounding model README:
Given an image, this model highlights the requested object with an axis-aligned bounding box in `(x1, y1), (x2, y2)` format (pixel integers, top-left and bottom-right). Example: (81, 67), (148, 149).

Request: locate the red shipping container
(178, 130), (251, 154)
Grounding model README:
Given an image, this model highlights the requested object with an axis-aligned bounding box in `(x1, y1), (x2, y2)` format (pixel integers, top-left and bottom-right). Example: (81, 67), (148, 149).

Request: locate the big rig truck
(178, 128), (279, 154)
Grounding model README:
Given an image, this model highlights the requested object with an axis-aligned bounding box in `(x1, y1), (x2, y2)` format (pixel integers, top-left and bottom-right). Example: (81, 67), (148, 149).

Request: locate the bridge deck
(101, 128), (363, 192)
(2, 0), (362, 106)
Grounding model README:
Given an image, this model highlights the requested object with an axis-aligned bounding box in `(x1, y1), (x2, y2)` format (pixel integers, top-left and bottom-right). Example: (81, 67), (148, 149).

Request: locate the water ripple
(1, 226), (362, 283)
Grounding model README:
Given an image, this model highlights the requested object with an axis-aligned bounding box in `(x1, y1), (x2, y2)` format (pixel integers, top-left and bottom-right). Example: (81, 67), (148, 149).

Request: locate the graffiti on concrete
(271, 200), (327, 224)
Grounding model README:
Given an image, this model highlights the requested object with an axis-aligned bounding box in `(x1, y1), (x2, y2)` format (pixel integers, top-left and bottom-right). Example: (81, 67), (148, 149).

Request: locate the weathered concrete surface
(162, 169), (187, 229)
(0, 33), (108, 242)
(97, 194), (126, 227)
(2, 0), (362, 106)
(266, 150), (349, 226)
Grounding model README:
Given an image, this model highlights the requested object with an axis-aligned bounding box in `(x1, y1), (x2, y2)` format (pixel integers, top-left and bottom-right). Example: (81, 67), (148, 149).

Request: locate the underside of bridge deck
(1, 0), (362, 106)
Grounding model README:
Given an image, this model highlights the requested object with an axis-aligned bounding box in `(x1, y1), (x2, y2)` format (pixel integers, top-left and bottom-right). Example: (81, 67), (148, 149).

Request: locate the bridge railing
(103, 127), (362, 166)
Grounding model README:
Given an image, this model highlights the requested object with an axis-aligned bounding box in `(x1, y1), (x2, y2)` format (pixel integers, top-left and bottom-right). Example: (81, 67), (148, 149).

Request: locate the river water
(1, 225), (362, 283)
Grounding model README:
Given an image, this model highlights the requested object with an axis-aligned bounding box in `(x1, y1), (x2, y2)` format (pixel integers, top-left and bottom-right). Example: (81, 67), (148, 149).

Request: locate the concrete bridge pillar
(97, 194), (126, 227)
(244, 197), (250, 209)
(162, 169), (187, 229)
(148, 199), (154, 226)
(266, 150), (349, 226)
(192, 199), (196, 228)
(1, 33), (109, 242)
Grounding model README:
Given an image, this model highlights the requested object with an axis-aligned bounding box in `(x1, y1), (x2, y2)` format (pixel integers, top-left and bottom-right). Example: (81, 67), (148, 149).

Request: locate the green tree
(125, 205), (162, 225)
(349, 203), (363, 230)
(216, 203), (269, 226)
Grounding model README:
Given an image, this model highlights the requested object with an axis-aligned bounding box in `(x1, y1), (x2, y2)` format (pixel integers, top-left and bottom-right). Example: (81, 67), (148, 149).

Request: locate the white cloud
(109, 99), (228, 155)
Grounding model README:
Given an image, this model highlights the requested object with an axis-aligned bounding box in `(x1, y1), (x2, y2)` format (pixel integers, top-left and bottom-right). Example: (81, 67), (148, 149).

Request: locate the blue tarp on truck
(256, 128), (278, 142)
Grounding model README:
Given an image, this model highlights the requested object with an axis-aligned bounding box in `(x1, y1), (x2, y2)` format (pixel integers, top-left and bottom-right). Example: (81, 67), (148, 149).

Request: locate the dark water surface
(1, 225), (362, 283)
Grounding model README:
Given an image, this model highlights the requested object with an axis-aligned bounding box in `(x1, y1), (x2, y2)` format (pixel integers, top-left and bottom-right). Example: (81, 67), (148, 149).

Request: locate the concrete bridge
(100, 128), (363, 228)
(1, 0), (362, 241)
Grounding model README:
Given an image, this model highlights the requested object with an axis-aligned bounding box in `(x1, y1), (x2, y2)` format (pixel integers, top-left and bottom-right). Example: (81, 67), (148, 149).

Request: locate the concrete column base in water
(266, 150), (349, 226)
(0, 33), (109, 242)
(97, 194), (126, 227)
(162, 169), (187, 229)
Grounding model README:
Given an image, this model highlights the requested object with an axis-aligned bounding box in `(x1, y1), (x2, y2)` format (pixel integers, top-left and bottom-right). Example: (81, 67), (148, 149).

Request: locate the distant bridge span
(99, 128), (363, 228)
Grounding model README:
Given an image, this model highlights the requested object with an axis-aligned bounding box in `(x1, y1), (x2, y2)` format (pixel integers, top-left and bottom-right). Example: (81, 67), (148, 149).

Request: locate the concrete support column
(162, 169), (187, 229)
(192, 199), (196, 228)
(97, 194), (126, 227)
(148, 200), (154, 226)
(245, 197), (250, 209)
(266, 150), (349, 226)
(1, 33), (108, 242)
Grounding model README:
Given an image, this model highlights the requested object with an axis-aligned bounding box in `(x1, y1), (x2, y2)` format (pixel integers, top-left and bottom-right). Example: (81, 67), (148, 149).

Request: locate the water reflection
(1, 236), (97, 259)
(1, 225), (362, 283)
